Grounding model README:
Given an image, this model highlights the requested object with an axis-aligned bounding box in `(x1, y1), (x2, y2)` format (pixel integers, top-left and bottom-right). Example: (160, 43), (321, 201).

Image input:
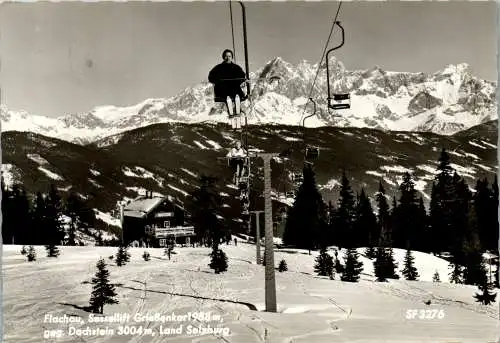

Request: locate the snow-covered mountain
(1, 58), (497, 144)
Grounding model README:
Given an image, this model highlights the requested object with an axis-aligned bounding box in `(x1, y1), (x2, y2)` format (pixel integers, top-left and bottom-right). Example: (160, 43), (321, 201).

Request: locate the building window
(159, 239), (166, 247)
(164, 221), (170, 228)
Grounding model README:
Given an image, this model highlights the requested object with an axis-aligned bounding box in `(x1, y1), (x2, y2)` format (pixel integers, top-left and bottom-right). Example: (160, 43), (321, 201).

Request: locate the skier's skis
(235, 94), (241, 115)
(226, 96), (234, 117)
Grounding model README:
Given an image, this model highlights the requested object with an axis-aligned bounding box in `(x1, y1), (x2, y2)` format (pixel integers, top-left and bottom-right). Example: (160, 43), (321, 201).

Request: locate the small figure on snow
(226, 141), (247, 184)
(208, 49), (247, 128)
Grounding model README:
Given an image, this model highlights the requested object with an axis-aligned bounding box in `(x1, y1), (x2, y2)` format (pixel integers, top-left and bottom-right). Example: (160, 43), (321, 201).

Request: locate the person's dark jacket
(208, 62), (247, 102)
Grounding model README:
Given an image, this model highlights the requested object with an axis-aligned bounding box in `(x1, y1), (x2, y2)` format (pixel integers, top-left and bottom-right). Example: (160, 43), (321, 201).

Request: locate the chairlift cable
(229, 0), (236, 62)
(299, 1), (342, 126)
(275, 1), (343, 204)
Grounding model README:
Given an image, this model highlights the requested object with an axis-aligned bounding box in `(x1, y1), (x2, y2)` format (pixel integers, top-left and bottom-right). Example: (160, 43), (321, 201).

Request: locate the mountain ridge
(2, 120), (497, 234)
(1, 58), (496, 144)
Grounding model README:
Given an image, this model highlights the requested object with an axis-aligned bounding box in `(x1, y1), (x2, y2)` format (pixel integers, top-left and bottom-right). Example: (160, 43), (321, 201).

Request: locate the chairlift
(302, 99), (320, 160)
(305, 146), (319, 159)
(291, 172), (303, 183)
(328, 93), (351, 110)
(326, 22), (351, 112)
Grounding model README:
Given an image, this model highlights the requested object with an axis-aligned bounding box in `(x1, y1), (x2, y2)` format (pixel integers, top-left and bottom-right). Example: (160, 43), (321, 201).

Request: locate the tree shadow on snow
(116, 284), (258, 311)
(57, 302), (93, 313)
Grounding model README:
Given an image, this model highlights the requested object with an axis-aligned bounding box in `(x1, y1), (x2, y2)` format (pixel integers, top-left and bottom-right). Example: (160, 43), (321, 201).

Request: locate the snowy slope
(3, 243), (498, 343)
(1, 58), (496, 144)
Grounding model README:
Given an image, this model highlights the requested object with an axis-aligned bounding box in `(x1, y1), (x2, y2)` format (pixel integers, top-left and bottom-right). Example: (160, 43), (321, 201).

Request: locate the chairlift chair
(305, 146), (320, 159)
(291, 172), (303, 183)
(328, 93), (351, 110)
(325, 22), (350, 112)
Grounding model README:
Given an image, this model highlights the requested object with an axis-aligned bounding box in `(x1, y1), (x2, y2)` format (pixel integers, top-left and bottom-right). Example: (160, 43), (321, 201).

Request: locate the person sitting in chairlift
(208, 49), (247, 121)
(226, 141), (247, 183)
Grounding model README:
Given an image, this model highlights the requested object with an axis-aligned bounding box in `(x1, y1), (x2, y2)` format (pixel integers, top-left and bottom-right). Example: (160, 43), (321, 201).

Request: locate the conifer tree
(429, 149), (457, 254)
(45, 244), (60, 258)
(416, 197), (429, 252)
(389, 196), (398, 247)
(283, 164), (328, 250)
(459, 205), (487, 286)
(432, 271), (441, 282)
(401, 249), (419, 280)
(89, 258), (119, 314)
(334, 171), (356, 248)
(449, 262), (463, 284)
(473, 281), (497, 305)
(314, 247), (334, 277)
(115, 246), (130, 266)
(354, 188), (378, 249)
(2, 184), (32, 245)
(188, 176), (224, 246)
(209, 247), (228, 274)
(462, 241), (487, 286)
(376, 181), (391, 248)
(66, 191), (84, 246)
(386, 247), (399, 279)
(428, 183), (440, 254)
(374, 247), (399, 281)
(374, 247), (388, 282)
(451, 173), (472, 255)
(27, 246), (36, 262)
(31, 192), (47, 245)
(393, 173), (422, 250)
(11, 185), (32, 245)
(278, 259), (288, 272)
(341, 248), (363, 282)
(327, 201), (337, 245)
(20, 246), (27, 255)
(473, 176), (499, 252)
(44, 184), (65, 245)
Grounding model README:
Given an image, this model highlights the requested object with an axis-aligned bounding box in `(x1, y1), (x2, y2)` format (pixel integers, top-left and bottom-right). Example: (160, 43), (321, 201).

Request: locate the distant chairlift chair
(305, 146), (320, 160)
(328, 93), (351, 110)
(325, 22), (351, 112)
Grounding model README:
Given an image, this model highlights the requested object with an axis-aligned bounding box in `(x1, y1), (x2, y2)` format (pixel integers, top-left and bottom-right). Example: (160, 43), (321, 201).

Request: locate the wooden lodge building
(121, 192), (194, 247)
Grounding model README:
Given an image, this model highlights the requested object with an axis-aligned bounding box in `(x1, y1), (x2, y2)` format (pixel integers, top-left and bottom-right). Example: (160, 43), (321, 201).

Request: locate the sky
(0, 1), (497, 118)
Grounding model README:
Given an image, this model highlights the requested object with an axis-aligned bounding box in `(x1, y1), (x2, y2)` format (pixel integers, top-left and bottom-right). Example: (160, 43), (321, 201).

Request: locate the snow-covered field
(2, 242), (499, 343)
